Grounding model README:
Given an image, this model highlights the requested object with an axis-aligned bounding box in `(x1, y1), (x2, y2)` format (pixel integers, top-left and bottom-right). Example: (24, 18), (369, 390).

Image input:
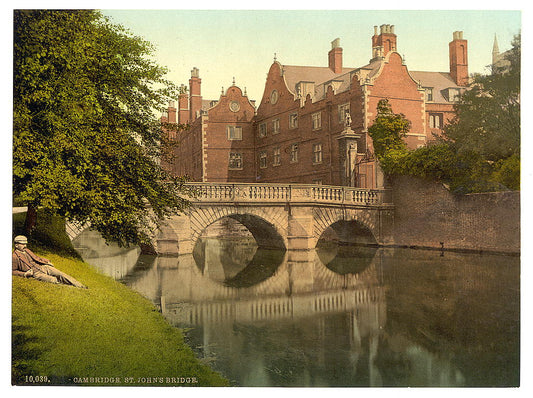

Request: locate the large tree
(13, 10), (189, 247)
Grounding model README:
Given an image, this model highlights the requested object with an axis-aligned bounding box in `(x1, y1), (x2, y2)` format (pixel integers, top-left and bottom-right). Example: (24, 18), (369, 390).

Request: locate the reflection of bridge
(124, 248), (388, 386)
(122, 249), (386, 327)
(156, 183), (394, 255)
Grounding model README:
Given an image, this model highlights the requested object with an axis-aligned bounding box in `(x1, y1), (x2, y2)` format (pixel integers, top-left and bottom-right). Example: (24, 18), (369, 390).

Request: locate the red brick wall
(366, 52), (425, 150)
(204, 86), (255, 182)
(174, 118), (203, 181)
(425, 102), (456, 141)
(255, 63), (369, 186)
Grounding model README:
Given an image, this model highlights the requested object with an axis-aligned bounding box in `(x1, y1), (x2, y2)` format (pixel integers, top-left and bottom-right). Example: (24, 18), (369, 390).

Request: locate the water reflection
(317, 243), (378, 275)
(72, 229), (141, 279)
(193, 238), (285, 288)
(73, 230), (520, 387)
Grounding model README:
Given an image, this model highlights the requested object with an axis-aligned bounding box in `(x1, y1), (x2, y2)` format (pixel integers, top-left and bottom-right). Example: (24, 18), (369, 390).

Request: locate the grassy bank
(11, 213), (228, 386)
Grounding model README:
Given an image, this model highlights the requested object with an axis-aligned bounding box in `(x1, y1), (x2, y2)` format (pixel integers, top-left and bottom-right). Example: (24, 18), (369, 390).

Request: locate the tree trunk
(24, 204), (37, 236)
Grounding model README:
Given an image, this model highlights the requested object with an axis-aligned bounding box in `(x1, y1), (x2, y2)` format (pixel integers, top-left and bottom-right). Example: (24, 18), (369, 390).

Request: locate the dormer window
(424, 88), (433, 102)
(448, 88), (461, 102)
(296, 81), (315, 99)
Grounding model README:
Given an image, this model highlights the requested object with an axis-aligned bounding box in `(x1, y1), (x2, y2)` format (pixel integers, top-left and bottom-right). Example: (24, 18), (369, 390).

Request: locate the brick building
(162, 24), (469, 188)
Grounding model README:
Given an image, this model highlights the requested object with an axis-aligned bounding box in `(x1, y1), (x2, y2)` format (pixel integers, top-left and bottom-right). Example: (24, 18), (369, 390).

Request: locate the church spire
(492, 34), (500, 65)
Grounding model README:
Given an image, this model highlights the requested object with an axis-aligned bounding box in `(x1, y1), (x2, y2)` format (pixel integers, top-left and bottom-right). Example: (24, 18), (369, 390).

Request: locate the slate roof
(280, 59), (462, 104)
(410, 71), (462, 103)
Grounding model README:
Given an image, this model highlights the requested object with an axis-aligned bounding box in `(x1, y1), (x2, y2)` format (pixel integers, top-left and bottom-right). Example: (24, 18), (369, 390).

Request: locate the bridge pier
(155, 214), (195, 255)
(287, 206), (316, 251)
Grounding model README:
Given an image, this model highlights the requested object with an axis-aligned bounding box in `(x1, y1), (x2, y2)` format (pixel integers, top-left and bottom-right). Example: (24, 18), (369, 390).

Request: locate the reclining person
(12, 235), (87, 288)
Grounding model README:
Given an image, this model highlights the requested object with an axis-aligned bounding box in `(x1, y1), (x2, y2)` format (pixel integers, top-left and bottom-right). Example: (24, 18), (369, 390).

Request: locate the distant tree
(13, 10), (189, 247)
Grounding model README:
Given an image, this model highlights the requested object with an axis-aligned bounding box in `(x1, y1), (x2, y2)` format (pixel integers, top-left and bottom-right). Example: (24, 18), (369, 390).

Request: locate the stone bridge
(155, 183), (394, 255)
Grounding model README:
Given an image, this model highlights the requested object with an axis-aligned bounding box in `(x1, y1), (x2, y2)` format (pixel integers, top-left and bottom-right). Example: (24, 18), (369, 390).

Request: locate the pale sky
(102, 9), (521, 103)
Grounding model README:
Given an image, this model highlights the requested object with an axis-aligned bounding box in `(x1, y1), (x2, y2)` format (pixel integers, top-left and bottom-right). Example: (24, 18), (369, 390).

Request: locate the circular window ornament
(270, 90), (279, 105)
(229, 101), (240, 112)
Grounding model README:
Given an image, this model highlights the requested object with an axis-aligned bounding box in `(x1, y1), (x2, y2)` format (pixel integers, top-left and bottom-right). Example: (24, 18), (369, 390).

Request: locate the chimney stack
(167, 100), (177, 124)
(449, 31), (468, 86)
(178, 84), (189, 124)
(371, 24), (397, 60)
(189, 67), (202, 121)
(328, 38), (343, 74)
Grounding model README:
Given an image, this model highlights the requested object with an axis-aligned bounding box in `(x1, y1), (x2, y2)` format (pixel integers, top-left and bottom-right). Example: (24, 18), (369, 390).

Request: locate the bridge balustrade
(187, 182), (391, 206)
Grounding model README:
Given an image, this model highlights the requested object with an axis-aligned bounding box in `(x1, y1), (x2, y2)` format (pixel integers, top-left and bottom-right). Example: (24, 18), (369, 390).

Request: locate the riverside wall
(390, 176), (520, 254)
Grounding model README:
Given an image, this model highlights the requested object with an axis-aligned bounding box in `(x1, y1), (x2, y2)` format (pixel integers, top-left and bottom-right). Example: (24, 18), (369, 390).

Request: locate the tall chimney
(449, 31), (468, 86)
(167, 100), (176, 124)
(371, 24), (397, 60)
(328, 38), (343, 74)
(189, 67), (202, 121)
(178, 84), (189, 124)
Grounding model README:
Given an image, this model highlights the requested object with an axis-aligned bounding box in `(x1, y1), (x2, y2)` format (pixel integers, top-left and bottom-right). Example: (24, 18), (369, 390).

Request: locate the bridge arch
(313, 207), (380, 247)
(191, 206), (288, 250)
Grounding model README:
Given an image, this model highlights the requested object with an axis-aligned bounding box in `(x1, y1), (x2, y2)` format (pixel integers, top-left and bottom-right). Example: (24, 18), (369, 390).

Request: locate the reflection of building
(162, 25), (469, 188)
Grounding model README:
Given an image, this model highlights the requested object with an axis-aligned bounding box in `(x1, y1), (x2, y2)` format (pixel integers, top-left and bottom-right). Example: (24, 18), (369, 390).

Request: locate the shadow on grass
(12, 211), (81, 259)
(12, 322), (45, 385)
(12, 320), (78, 386)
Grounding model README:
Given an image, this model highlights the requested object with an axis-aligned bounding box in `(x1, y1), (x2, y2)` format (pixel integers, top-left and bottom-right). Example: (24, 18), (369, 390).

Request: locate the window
(429, 113), (443, 129)
(273, 147), (281, 166)
(272, 118), (280, 134)
(227, 126), (242, 140)
(289, 113), (298, 129)
(448, 88), (461, 102)
(425, 88), (433, 102)
(312, 143), (323, 164)
(290, 143), (299, 163)
(312, 112), (322, 130)
(259, 151), (267, 169)
(313, 179), (323, 185)
(258, 123), (267, 138)
(228, 152), (243, 169)
(338, 103), (350, 123)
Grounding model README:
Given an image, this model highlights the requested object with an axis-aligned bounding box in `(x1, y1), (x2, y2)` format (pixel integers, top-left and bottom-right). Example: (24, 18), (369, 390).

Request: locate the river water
(73, 230), (520, 387)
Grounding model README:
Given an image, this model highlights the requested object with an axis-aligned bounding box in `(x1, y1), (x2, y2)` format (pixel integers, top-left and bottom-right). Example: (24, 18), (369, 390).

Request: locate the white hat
(14, 235), (28, 244)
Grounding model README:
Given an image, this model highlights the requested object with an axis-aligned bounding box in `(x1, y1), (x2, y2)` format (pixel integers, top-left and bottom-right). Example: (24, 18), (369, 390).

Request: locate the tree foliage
(445, 34), (520, 163)
(367, 99), (410, 174)
(13, 10), (189, 246)
(369, 34), (520, 193)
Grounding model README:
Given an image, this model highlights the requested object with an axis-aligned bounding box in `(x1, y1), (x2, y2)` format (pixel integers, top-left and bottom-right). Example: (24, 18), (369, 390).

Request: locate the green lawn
(12, 250), (229, 386)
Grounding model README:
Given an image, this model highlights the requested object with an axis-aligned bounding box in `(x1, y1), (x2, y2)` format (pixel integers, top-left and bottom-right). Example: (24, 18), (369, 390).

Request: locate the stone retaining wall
(391, 176), (520, 254)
